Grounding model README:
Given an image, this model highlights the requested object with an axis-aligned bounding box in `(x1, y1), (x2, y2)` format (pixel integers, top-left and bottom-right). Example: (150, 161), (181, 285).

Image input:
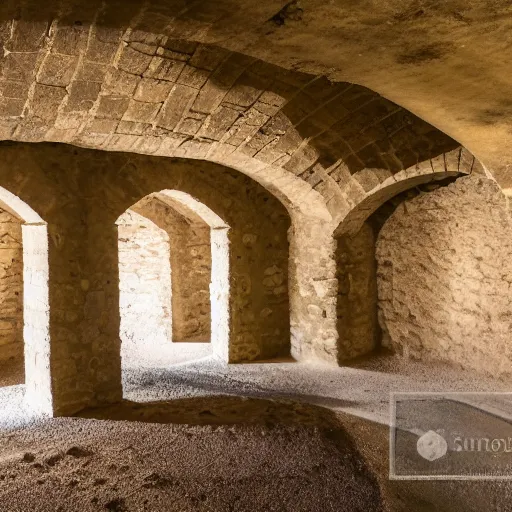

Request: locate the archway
(117, 190), (229, 370)
(333, 167), (486, 364)
(0, 186), (51, 415)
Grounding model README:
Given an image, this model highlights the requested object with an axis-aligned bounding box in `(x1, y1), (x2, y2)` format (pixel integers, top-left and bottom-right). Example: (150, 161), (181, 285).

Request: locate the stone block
(134, 78), (173, 103)
(157, 84), (197, 131)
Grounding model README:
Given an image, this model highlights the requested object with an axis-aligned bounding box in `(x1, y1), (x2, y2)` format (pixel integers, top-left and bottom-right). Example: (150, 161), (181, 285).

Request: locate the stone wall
(118, 209), (172, 360)
(0, 138), (486, 415)
(335, 222), (378, 362)
(0, 208), (23, 362)
(131, 195), (212, 343)
(376, 175), (512, 377)
(95, 155), (292, 364)
(0, 142), (293, 414)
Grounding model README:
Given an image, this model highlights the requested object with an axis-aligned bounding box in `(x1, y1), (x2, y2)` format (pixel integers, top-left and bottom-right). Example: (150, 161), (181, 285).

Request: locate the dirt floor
(0, 353), (512, 511)
(0, 401), (382, 512)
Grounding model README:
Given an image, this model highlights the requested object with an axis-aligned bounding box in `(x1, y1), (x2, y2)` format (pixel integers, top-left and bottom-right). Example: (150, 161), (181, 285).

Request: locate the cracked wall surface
(376, 175), (512, 377)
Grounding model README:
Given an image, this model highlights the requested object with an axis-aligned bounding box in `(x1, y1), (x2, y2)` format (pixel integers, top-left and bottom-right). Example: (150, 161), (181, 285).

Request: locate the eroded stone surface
(0, 8), (481, 226)
(0, 142), (293, 414)
(376, 175), (512, 376)
(0, 208), (23, 362)
(336, 222), (378, 362)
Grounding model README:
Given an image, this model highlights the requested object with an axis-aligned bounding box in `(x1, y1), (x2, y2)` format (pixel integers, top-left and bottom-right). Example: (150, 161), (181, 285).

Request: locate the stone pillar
(335, 222), (378, 361)
(23, 223), (52, 415)
(81, 216), (123, 409)
(24, 212), (108, 416)
(47, 204), (122, 416)
(288, 217), (339, 364)
(211, 227), (230, 362)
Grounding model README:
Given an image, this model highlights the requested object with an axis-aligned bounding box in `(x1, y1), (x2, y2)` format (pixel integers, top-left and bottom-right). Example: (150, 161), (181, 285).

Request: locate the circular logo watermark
(416, 430), (448, 461)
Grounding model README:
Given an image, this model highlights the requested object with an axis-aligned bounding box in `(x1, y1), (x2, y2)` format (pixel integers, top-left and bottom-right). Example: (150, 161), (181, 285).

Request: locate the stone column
(211, 227), (230, 362)
(335, 222), (378, 361)
(47, 204), (122, 416)
(81, 216), (123, 409)
(288, 217), (339, 365)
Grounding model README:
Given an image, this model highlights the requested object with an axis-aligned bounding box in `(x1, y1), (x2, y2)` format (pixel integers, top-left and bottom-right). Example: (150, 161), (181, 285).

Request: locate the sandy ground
(0, 351), (512, 511)
(0, 412), (383, 512)
(122, 351), (512, 425)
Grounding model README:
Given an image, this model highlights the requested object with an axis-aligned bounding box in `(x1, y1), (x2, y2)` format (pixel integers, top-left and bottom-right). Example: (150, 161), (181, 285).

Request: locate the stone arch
(117, 189), (230, 365)
(334, 147), (484, 235)
(0, 12), (497, 384)
(0, 185), (51, 415)
(158, 190), (229, 359)
(0, 17), (486, 365)
(0, 16), (470, 220)
(0, 141), (337, 413)
(332, 146), (485, 363)
(94, 153), (293, 367)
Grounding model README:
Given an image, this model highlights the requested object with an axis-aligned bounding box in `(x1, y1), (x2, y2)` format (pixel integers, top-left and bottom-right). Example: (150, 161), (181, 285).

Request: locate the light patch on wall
(116, 190), (230, 369)
(0, 187), (51, 416)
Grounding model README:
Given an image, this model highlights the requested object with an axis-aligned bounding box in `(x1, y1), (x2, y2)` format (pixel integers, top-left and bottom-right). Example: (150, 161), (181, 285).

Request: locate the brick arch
(0, 14), (492, 372)
(334, 146), (485, 235)
(0, 15), (474, 220)
(331, 146), (486, 363)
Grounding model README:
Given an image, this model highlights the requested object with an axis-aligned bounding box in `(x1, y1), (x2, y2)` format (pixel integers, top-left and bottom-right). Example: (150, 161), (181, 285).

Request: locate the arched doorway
(0, 186), (51, 415)
(117, 190), (229, 369)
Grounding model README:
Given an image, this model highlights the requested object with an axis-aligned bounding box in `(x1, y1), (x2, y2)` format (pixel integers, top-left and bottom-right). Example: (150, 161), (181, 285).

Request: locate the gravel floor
(0, 410), (382, 512)
(122, 354), (511, 425)
(0, 352), (511, 511)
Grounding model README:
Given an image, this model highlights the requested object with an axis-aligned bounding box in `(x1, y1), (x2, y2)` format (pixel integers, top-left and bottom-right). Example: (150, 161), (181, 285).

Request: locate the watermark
(390, 392), (512, 480)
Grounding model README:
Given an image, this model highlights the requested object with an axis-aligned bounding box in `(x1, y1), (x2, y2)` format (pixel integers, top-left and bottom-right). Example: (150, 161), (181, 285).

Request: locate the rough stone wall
(170, 219), (211, 342)
(376, 175), (512, 377)
(90, 155), (291, 364)
(0, 142), (92, 415)
(0, 142), (292, 414)
(117, 209), (172, 359)
(288, 219), (338, 363)
(0, 12), (484, 370)
(336, 222), (378, 362)
(0, 208), (23, 362)
(132, 196), (212, 343)
(47, 143), (290, 362)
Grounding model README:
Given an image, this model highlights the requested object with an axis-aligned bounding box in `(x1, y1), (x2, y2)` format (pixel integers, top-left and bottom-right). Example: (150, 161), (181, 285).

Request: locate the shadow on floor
(0, 355), (24, 387)
(76, 395), (356, 428)
(122, 365), (366, 410)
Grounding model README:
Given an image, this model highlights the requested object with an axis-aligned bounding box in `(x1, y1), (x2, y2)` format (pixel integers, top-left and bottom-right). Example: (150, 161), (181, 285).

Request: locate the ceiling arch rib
(0, 17), (482, 224)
